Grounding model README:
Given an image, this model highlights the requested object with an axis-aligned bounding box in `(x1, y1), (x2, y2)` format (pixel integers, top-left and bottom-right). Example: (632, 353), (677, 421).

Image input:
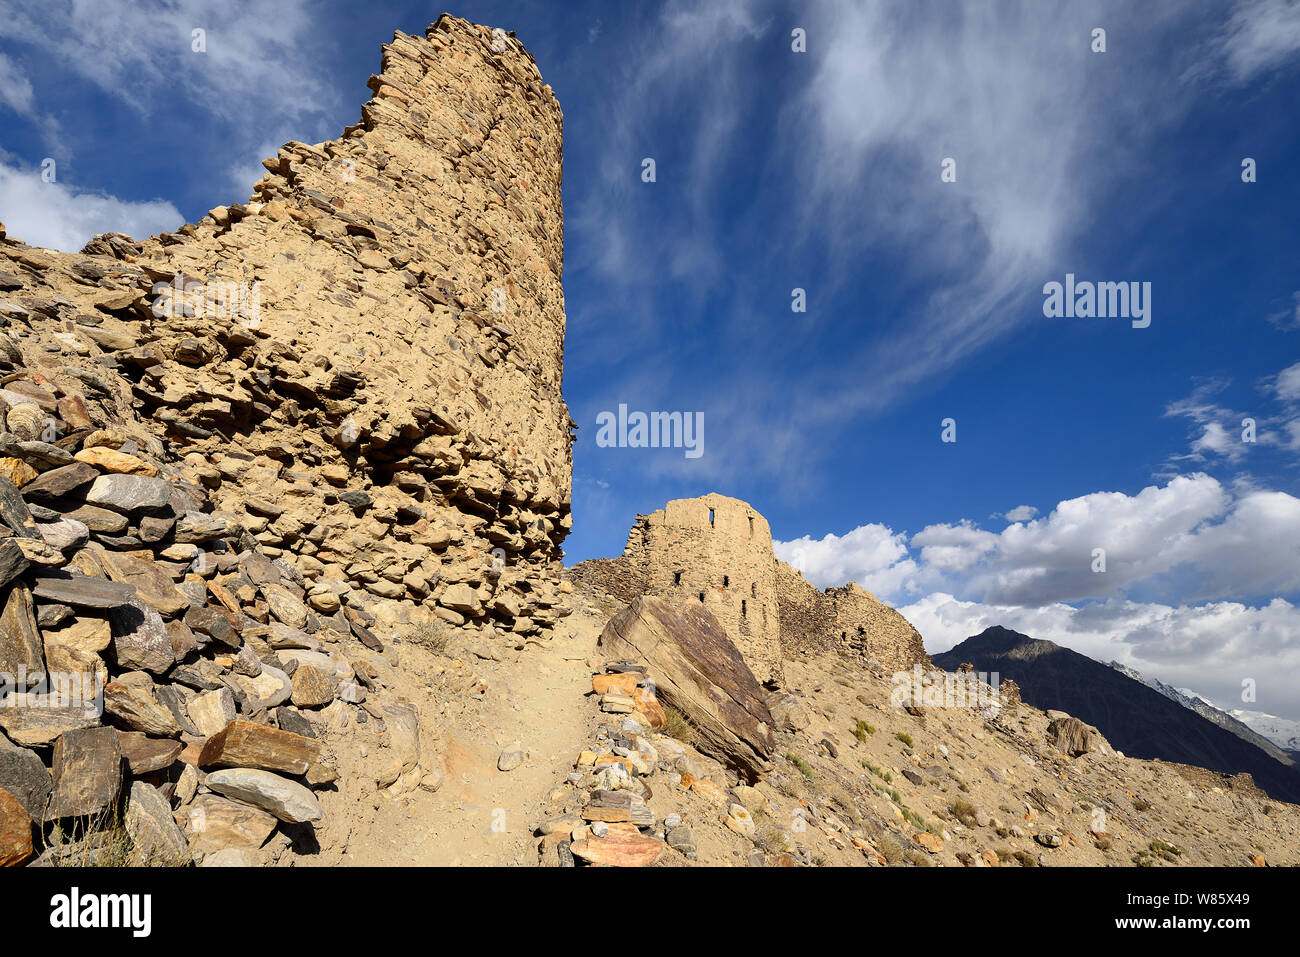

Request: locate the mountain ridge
(933, 626), (1300, 804)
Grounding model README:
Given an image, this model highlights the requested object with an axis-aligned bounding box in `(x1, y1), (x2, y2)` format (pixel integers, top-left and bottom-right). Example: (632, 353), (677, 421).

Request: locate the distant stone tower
(621, 493), (783, 685)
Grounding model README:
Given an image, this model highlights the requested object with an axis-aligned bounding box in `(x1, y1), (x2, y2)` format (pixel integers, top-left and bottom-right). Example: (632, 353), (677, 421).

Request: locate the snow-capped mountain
(1229, 710), (1300, 756)
(1107, 662), (1296, 767)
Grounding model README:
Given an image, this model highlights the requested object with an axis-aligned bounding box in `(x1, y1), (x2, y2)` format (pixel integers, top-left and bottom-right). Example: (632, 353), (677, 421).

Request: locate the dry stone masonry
(775, 563), (929, 675)
(0, 15), (572, 640)
(576, 492), (929, 684)
(0, 15), (571, 866)
(618, 494), (783, 686)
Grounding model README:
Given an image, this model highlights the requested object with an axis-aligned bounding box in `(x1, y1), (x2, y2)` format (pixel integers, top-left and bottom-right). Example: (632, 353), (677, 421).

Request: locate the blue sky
(1, 0), (1298, 720)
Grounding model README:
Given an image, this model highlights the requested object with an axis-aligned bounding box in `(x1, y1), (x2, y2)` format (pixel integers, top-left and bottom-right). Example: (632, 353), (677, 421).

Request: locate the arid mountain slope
(934, 626), (1300, 805)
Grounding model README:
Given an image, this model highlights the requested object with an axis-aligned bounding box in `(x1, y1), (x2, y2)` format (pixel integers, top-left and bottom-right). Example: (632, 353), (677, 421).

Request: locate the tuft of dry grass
(660, 703), (696, 744)
(407, 619), (453, 653)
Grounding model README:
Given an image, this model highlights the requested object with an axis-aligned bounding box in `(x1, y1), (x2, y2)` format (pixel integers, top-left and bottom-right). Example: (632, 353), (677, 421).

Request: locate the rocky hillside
(525, 584), (1296, 868)
(0, 14), (1289, 872)
(935, 626), (1300, 805)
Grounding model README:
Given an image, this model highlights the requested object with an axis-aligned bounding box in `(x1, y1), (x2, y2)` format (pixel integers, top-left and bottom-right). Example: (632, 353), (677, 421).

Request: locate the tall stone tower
(621, 493), (783, 685)
(0, 16), (573, 635)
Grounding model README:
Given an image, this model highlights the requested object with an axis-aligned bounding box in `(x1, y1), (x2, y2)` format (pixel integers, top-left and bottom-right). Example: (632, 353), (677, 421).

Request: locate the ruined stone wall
(0, 16), (572, 634)
(775, 562), (929, 674)
(619, 494), (783, 685)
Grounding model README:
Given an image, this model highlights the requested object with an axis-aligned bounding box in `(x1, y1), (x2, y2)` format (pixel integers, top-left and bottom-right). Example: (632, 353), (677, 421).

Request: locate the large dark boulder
(598, 596), (774, 781)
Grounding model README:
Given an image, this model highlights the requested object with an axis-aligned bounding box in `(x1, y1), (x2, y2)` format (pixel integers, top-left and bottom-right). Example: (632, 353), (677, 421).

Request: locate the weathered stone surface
(20, 462), (98, 501)
(189, 688), (237, 737)
(36, 518), (89, 552)
(198, 719), (320, 775)
(376, 699), (419, 789)
(124, 781), (189, 864)
(46, 726), (122, 820)
(290, 664), (338, 708)
(199, 847), (250, 866)
(765, 692), (811, 732)
(0, 786), (33, 866)
(75, 447), (159, 477)
(84, 474), (172, 512)
(184, 605), (239, 648)
(440, 583), (481, 614)
(262, 584), (309, 629)
(0, 695), (99, 747)
(0, 584), (44, 683)
(63, 505), (129, 534)
(205, 768), (322, 823)
(32, 572), (136, 609)
(103, 675), (181, 737)
(108, 599), (176, 674)
(598, 596), (774, 780)
(115, 731), (183, 775)
(0, 730), (51, 818)
(0, 539), (29, 590)
(182, 793), (277, 854)
(0, 475), (38, 539)
(1048, 715), (1111, 758)
(227, 664), (292, 710)
(95, 548), (190, 617)
(0, 457), (36, 487)
(570, 822), (667, 867)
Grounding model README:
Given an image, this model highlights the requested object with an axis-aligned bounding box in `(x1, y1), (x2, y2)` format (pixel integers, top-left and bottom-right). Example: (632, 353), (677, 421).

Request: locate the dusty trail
(300, 602), (609, 866)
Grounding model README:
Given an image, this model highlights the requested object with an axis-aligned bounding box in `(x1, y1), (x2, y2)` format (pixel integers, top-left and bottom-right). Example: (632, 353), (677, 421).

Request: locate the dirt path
(301, 602), (608, 866)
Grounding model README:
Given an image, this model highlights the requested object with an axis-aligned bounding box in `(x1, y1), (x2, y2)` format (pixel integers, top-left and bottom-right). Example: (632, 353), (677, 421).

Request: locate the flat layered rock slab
(108, 600), (176, 674)
(94, 548), (190, 617)
(84, 474), (172, 513)
(0, 732), (52, 818)
(103, 679), (182, 737)
(0, 697), (100, 747)
(0, 786), (33, 866)
(124, 781), (189, 865)
(204, 768), (322, 823)
(46, 726), (122, 820)
(115, 731), (183, 775)
(0, 538), (29, 590)
(32, 572), (137, 609)
(21, 461), (99, 500)
(198, 720), (320, 775)
(570, 823), (667, 867)
(597, 595), (775, 781)
(181, 794), (277, 854)
(0, 583), (44, 681)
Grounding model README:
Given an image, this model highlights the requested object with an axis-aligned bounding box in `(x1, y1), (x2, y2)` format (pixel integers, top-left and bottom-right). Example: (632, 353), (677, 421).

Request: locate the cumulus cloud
(1272, 360), (1300, 403)
(805, 474), (1300, 607)
(1000, 505), (1039, 523)
(0, 161), (181, 251)
(773, 523), (918, 597)
(777, 474), (1300, 718)
(901, 592), (1300, 719)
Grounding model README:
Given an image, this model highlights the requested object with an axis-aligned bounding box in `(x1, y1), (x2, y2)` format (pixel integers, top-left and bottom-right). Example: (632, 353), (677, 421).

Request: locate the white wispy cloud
(0, 161), (181, 251)
(0, 52), (35, 116)
(1215, 0), (1300, 84)
(0, 0), (338, 126)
